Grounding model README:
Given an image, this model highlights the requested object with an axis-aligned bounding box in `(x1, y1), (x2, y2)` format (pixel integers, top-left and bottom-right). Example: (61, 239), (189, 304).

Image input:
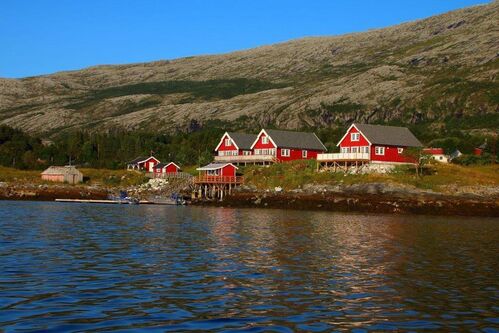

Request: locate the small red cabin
(335, 123), (422, 164)
(195, 163), (242, 184)
(250, 129), (327, 162)
(153, 162), (181, 176)
(127, 156), (160, 172)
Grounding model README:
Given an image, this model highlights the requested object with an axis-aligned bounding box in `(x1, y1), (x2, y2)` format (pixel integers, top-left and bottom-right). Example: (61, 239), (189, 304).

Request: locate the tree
(403, 147), (431, 178)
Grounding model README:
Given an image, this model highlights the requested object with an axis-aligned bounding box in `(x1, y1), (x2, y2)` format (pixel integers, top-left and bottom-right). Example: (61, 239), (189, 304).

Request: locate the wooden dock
(55, 198), (184, 205)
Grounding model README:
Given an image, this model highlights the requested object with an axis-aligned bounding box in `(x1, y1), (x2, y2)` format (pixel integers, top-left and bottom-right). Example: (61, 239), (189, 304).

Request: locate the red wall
(339, 126), (370, 148)
(139, 157), (159, 172)
(221, 164), (237, 177)
(276, 148), (321, 162)
(253, 132), (277, 149)
(165, 164), (178, 173)
(217, 134), (239, 151)
(370, 145), (413, 163)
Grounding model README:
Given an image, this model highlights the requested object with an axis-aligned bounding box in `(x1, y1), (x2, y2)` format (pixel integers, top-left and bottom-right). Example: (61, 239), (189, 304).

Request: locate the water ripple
(0, 201), (498, 332)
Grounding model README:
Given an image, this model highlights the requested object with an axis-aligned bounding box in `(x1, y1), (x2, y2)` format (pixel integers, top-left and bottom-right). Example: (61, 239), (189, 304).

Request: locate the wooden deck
(214, 155), (276, 165)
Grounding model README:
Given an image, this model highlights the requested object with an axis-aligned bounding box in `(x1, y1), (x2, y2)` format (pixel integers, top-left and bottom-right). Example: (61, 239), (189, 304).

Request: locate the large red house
(318, 123), (422, 166)
(127, 156), (160, 172)
(214, 129), (326, 164)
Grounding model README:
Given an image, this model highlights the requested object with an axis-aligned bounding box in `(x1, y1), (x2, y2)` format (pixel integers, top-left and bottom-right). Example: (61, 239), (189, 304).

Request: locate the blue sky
(0, 0), (489, 78)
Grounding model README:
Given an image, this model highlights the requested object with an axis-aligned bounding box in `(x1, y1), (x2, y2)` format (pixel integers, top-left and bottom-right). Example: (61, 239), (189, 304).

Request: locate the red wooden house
(214, 132), (258, 164)
(127, 156), (160, 172)
(195, 163), (242, 184)
(153, 162), (181, 176)
(318, 123), (422, 167)
(249, 129), (327, 163)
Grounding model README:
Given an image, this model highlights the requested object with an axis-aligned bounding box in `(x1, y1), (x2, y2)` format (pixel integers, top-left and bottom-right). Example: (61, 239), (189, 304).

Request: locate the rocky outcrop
(0, 2), (498, 135)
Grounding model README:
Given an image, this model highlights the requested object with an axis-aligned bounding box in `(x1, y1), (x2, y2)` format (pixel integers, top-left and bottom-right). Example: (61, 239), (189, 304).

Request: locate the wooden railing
(214, 155), (276, 163)
(194, 176), (244, 184)
(153, 172), (193, 179)
(317, 152), (370, 161)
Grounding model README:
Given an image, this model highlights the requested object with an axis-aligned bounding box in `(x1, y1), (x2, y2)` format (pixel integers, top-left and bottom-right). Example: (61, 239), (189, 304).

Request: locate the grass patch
(242, 160), (499, 192)
(0, 167), (148, 187)
(66, 78), (286, 111)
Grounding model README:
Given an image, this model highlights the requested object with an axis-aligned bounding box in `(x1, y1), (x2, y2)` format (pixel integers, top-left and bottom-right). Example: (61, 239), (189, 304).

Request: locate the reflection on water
(0, 201), (498, 332)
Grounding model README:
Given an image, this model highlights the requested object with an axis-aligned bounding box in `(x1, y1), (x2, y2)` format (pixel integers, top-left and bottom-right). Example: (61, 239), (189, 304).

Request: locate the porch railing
(317, 152), (370, 161)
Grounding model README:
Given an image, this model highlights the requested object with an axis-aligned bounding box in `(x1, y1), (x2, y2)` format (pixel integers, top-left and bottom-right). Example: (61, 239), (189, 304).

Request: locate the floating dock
(55, 198), (183, 205)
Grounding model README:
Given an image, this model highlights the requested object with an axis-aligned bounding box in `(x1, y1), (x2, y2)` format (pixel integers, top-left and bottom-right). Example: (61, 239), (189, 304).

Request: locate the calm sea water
(0, 201), (498, 332)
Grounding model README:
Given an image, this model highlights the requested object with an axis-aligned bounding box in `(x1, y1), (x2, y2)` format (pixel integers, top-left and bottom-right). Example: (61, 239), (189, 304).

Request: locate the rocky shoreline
(1, 181), (498, 217)
(0, 183), (109, 201)
(193, 183), (499, 217)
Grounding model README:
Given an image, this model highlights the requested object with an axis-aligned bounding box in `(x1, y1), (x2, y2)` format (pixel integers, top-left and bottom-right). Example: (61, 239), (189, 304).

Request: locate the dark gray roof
(227, 132), (257, 150)
(154, 162), (167, 169)
(128, 156), (158, 164)
(155, 162), (180, 169)
(264, 129), (327, 151)
(128, 156), (148, 164)
(353, 123), (422, 147)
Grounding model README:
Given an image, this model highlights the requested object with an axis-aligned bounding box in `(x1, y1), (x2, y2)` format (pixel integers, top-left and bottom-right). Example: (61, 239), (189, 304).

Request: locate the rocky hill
(0, 1), (497, 135)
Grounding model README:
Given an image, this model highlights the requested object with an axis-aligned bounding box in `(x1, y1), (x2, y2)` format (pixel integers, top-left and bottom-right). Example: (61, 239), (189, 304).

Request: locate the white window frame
(225, 138), (232, 147)
(398, 147), (404, 154)
(361, 146), (369, 153)
(262, 136), (268, 144)
(243, 150), (251, 156)
(302, 150), (307, 158)
(351, 133), (360, 142)
(341, 147), (350, 153)
(281, 148), (290, 157)
(375, 146), (385, 156)
(351, 147), (358, 153)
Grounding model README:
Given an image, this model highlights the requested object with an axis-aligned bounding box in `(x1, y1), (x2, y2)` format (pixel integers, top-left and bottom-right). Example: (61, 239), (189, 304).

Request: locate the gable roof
(154, 162), (180, 170)
(227, 132), (257, 150)
(41, 166), (82, 176)
(127, 156), (159, 164)
(259, 129), (327, 151)
(196, 163), (238, 171)
(350, 123), (422, 147)
(215, 132), (257, 151)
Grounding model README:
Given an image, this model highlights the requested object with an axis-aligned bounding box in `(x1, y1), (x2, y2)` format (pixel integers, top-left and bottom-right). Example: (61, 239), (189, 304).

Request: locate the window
(351, 147), (358, 153)
(302, 150), (307, 158)
(351, 133), (360, 141)
(243, 150), (251, 156)
(361, 146), (369, 153)
(281, 149), (290, 157)
(262, 136), (268, 144)
(225, 138), (232, 146)
(398, 148), (404, 154)
(375, 146), (385, 156)
(341, 147), (350, 153)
